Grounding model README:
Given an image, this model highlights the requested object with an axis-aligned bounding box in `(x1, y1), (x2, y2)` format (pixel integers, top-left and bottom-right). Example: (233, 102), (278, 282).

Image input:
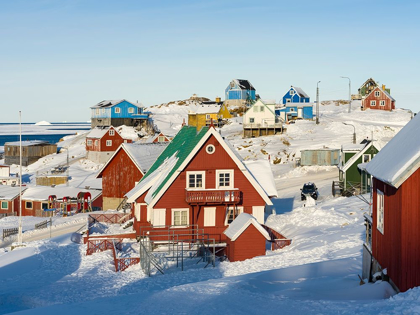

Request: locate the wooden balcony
(186, 190), (241, 205)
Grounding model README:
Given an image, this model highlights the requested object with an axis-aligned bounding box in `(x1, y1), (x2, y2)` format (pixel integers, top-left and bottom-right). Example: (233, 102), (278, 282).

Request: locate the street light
(340, 76), (351, 113)
(343, 122), (356, 144)
(316, 81), (321, 124)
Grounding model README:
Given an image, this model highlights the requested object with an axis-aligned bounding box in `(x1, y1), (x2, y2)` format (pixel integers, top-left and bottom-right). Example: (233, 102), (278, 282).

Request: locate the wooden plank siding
(372, 167), (420, 292)
(86, 127), (128, 153)
(226, 224), (267, 262)
(133, 134), (266, 242)
(362, 87), (395, 111)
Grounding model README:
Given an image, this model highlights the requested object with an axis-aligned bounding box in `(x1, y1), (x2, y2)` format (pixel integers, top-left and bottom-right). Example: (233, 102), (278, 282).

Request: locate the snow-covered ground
(0, 102), (416, 314)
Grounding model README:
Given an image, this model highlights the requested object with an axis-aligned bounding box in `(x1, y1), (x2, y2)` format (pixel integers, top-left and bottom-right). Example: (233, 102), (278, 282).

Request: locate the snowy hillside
(0, 102), (416, 314)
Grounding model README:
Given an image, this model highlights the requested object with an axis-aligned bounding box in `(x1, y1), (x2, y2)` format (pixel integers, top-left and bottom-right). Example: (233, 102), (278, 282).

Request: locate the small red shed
(224, 213), (270, 262)
(364, 113), (420, 292)
(362, 86), (395, 111)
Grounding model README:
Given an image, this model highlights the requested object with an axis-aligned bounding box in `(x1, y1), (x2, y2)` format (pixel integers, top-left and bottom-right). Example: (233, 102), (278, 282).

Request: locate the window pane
(189, 175), (195, 187)
(196, 174), (202, 187)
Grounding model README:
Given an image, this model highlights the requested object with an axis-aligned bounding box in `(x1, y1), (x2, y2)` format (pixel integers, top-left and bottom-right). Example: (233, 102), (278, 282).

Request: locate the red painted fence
(262, 225), (292, 251)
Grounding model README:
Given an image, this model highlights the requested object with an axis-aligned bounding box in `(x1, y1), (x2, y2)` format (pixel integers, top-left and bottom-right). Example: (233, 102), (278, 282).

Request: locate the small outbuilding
(4, 141), (57, 166)
(224, 213), (270, 262)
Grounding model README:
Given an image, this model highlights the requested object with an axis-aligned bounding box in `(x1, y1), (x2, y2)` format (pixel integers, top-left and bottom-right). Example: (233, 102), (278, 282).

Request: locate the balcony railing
(243, 122), (283, 129)
(186, 190), (241, 204)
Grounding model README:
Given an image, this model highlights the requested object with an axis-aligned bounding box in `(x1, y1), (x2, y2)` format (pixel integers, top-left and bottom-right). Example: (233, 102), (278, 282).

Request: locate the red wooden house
(86, 126), (131, 164)
(148, 132), (171, 143)
(126, 125), (278, 259)
(362, 86), (395, 111)
(0, 186), (25, 216)
(96, 142), (168, 210)
(224, 213), (271, 262)
(364, 113), (420, 292)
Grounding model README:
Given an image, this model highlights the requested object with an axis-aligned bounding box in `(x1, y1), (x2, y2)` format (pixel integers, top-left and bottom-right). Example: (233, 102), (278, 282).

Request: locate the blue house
(282, 86), (310, 104)
(275, 103), (314, 122)
(224, 79), (256, 108)
(90, 99), (151, 128)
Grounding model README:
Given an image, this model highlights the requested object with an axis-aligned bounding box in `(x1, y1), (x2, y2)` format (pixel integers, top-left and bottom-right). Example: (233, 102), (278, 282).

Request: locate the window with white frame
(377, 190), (384, 234)
(216, 170), (234, 189)
(1, 201), (7, 209)
(87, 140), (92, 146)
(128, 107), (134, 113)
(260, 106), (264, 112)
(290, 89), (295, 95)
(115, 107), (121, 114)
(375, 91), (380, 97)
(206, 144), (215, 154)
(95, 140), (99, 146)
(26, 201), (33, 209)
(41, 202), (48, 210)
(371, 100), (376, 106)
(106, 140), (112, 146)
(158, 136), (165, 142)
(172, 208), (189, 226)
(380, 100), (385, 106)
(187, 171), (205, 189)
(363, 154), (371, 163)
(109, 129), (115, 136)
(225, 206), (243, 225)
(249, 118), (255, 123)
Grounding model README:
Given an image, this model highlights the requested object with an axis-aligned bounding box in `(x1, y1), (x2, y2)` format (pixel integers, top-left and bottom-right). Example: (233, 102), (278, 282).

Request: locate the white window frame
(380, 100), (385, 106)
(206, 144), (215, 155)
(1, 201), (8, 209)
(94, 140), (99, 146)
(375, 91), (380, 97)
(26, 201), (33, 209)
(128, 107), (134, 114)
(204, 207), (216, 227)
(260, 106), (264, 112)
(87, 139), (92, 146)
(186, 171), (205, 189)
(109, 129), (115, 136)
(362, 154), (371, 163)
(106, 140), (112, 146)
(370, 100), (376, 106)
(377, 190), (384, 234)
(290, 89), (295, 95)
(249, 118), (255, 123)
(158, 136), (165, 142)
(225, 206), (243, 225)
(216, 170), (234, 189)
(172, 208), (189, 227)
(115, 107), (121, 114)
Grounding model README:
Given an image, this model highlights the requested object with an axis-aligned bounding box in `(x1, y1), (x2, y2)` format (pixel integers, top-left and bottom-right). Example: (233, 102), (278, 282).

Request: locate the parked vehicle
(301, 182), (318, 201)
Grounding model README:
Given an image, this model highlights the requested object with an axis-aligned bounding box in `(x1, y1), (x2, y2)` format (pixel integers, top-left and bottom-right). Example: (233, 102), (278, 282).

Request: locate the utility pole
(18, 111), (23, 244)
(316, 81), (321, 124)
(341, 76), (351, 113)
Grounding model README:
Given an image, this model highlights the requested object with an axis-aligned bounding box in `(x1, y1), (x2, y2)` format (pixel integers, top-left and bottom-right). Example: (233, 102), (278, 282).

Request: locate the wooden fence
(3, 227), (18, 240)
(262, 225), (292, 251)
(35, 220), (49, 230)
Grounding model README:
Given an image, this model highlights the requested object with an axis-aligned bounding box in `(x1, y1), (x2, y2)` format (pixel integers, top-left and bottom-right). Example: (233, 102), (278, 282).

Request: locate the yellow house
(188, 103), (232, 130)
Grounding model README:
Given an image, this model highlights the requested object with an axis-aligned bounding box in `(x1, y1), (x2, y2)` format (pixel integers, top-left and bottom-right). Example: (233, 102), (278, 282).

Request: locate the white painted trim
(186, 171), (206, 189)
(171, 208), (189, 227)
(215, 169), (234, 189)
(376, 190), (384, 234)
(341, 143), (377, 173)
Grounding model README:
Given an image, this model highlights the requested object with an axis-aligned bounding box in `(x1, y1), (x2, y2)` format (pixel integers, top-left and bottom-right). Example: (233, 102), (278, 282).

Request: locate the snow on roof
(243, 160), (278, 198)
(123, 142), (168, 174)
(22, 185), (102, 201)
(365, 113), (420, 188)
(340, 142), (379, 172)
(342, 144), (366, 151)
(5, 141), (52, 146)
(223, 213), (270, 241)
(293, 87), (309, 98)
(261, 99), (276, 105)
(233, 79), (255, 91)
(190, 104), (221, 114)
(0, 185), (25, 200)
(86, 127), (111, 139)
(90, 99), (143, 109)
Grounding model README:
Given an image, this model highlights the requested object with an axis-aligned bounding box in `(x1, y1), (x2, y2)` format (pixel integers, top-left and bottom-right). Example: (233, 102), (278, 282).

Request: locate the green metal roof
(140, 125), (209, 200)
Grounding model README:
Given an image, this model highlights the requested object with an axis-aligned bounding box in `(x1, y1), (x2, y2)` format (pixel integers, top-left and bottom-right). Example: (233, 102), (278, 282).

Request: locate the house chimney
(382, 84), (386, 91)
(216, 97), (221, 103)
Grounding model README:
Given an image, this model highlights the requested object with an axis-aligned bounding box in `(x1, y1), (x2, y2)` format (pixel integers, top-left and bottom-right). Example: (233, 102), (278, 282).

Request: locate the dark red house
(96, 143), (167, 210)
(126, 125), (278, 260)
(362, 86), (395, 111)
(364, 113), (420, 292)
(86, 126), (131, 164)
(0, 186), (25, 216)
(224, 213), (271, 262)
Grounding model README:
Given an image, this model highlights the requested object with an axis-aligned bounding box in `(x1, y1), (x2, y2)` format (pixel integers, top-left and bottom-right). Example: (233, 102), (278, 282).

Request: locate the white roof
(86, 127), (112, 139)
(5, 141), (51, 147)
(123, 143), (168, 174)
(342, 144), (366, 151)
(22, 185), (102, 201)
(293, 86), (309, 98)
(91, 99), (143, 109)
(223, 213), (270, 241)
(365, 113), (420, 188)
(243, 160), (278, 198)
(190, 104), (221, 114)
(0, 186), (25, 200)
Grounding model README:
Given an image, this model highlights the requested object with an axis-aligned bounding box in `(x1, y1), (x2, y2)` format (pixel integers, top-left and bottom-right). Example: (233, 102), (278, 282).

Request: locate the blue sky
(1, 0), (419, 122)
